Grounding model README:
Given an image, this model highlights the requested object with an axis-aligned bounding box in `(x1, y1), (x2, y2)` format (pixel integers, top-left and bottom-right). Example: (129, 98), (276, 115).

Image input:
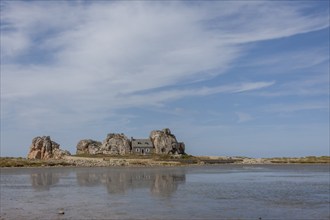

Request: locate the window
(136, 148), (140, 152)
(145, 142), (149, 145)
(138, 142), (141, 144)
(146, 148), (150, 152)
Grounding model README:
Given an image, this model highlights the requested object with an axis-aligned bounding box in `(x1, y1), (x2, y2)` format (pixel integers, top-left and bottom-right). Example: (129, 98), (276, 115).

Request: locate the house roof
(131, 139), (153, 148)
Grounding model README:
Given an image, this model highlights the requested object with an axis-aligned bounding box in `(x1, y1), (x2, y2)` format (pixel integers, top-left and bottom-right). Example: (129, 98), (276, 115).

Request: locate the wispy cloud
(263, 102), (329, 113)
(258, 74), (329, 97)
(236, 112), (253, 123)
(120, 81), (275, 106)
(240, 48), (329, 71)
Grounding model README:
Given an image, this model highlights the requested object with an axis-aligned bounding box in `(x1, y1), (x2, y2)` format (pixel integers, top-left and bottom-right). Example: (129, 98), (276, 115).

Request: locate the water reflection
(30, 171), (68, 191)
(29, 168), (185, 197)
(76, 168), (186, 197)
(3, 165), (327, 220)
(152, 173), (185, 197)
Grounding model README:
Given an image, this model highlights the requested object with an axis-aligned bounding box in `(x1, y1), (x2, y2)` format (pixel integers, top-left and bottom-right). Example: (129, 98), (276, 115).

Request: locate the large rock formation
(74, 129), (185, 156)
(100, 133), (131, 155)
(27, 136), (71, 159)
(150, 128), (185, 155)
(76, 139), (102, 155)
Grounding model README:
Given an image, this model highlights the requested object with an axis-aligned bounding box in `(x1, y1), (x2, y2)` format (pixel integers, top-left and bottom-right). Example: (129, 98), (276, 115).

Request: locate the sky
(1, 1), (329, 158)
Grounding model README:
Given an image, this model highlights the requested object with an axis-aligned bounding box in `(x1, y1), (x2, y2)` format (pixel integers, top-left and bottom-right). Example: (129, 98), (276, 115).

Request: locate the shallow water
(1, 165), (329, 219)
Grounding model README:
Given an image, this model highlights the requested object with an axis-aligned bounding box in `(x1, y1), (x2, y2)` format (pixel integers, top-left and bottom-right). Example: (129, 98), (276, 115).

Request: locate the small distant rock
(27, 136), (71, 160)
(58, 209), (65, 215)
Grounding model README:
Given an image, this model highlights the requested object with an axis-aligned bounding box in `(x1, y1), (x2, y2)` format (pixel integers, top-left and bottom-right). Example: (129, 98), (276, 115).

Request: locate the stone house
(131, 138), (154, 155)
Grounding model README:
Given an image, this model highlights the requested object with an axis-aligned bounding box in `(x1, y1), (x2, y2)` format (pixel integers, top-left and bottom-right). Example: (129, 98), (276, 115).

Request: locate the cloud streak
(236, 112), (253, 123)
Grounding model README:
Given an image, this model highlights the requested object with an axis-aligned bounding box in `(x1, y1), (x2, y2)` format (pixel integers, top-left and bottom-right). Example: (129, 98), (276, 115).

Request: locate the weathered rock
(76, 139), (102, 155)
(149, 128), (185, 154)
(27, 136), (71, 160)
(101, 133), (131, 155)
(176, 142), (185, 155)
(53, 148), (71, 159)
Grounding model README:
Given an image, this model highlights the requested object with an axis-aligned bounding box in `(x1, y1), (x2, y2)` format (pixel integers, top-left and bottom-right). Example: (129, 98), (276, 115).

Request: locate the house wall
(131, 138), (154, 155)
(133, 147), (154, 155)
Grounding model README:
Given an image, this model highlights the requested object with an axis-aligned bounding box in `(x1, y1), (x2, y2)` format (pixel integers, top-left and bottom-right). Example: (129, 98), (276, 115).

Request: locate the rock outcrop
(150, 128), (185, 154)
(101, 133), (131, 155)
(176, 142), (185, 155)
(27, 136), (71, 159)
(76, 139), (102, 155)
(74, 129), (185, 156)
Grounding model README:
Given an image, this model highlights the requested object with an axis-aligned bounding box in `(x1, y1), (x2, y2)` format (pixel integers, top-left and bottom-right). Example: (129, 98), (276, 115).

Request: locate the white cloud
(119, 81), (275, 107)
(232, 82), (275, 93)
(1, 32), (30, 58)
(236, 112), (253, 123)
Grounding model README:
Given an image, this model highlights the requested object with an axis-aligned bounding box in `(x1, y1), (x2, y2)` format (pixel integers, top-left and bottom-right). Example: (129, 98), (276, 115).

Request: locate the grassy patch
(0, 157), (74, 167)
(269, 156), (330, 164)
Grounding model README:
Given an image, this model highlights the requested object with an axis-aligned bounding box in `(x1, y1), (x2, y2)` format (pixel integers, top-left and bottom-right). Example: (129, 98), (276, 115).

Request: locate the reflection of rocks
(151, 174), (185, 197)
(76, 169), (186, 196)
(30, 172), (62, 190)
(76, 172), (132, 194)
(76, 173), (101, 187)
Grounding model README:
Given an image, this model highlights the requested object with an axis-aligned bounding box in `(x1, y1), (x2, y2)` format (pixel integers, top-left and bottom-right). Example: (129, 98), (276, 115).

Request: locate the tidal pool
(1, 165), (329, 219)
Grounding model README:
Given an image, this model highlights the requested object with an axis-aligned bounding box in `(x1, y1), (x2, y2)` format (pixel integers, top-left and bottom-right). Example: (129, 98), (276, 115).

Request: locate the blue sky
(1, 1), (329, 157)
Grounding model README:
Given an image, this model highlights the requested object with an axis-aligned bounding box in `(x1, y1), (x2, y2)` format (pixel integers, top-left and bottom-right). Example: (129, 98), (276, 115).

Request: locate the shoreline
(1, 155), (329, 168)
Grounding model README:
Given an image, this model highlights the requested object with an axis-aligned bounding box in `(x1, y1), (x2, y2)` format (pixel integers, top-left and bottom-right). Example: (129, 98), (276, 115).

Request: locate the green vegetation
(181, 154), (195, 159)
(269, 156), (330, 164)
(0, 157), (74, 167)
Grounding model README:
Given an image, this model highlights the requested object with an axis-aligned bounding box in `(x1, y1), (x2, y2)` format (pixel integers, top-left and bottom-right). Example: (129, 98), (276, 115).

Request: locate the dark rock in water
(27, 136), (70, 160)
(101, 133), (131, 155)
(76, 139), (102, 155)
